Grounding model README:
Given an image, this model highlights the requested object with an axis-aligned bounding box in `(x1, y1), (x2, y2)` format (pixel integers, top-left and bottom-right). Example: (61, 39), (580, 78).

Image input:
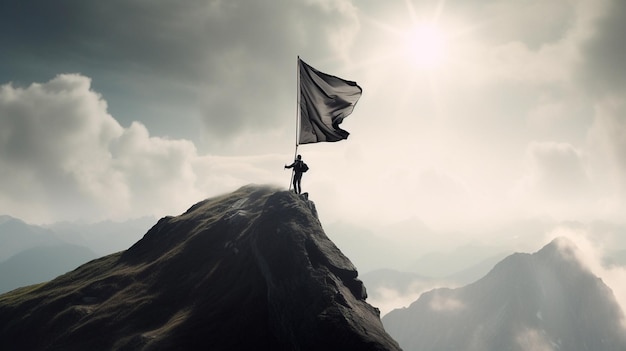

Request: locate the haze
(1, 0), (625, 315)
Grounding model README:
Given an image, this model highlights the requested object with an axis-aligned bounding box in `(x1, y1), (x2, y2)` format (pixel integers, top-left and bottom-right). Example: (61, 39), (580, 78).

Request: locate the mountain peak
(0, 185), (400, 351)
(536, 236), (578, 259)
(384, 237), (626, 351)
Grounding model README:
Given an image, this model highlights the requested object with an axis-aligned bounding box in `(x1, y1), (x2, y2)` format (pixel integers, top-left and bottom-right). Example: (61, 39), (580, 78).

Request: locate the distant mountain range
(0, 245), (96, 294)
(0, 215), (62, 261)
(0, 215), (154, 294)
(383, 237), (626, 351)
(0, 185), (400, 350)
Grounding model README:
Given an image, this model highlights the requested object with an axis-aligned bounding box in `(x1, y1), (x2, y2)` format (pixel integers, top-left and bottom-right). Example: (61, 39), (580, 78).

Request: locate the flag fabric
(298, 58), (362, 144)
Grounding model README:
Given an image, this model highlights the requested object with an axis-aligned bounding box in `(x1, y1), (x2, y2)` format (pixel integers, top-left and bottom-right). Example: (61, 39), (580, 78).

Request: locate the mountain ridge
(0, 216), (63, 261)
(383, 236), (626, 351)
(0, 185), (401, 351)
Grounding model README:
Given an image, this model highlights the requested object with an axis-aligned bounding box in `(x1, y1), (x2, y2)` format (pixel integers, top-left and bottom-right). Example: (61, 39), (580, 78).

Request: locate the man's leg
(294, 174), (302, 194)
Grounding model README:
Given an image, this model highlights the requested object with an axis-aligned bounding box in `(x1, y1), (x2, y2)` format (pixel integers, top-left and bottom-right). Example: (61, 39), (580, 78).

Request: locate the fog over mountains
(383, 237), (626, 351)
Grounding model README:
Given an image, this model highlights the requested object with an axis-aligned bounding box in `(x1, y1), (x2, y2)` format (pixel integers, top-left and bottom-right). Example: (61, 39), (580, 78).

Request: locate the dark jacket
(286, 160), (306, 174)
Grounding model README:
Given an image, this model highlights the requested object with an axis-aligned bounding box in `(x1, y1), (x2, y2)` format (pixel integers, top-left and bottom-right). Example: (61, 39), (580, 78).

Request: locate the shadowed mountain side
(383, 237), (626, 351)
(0, 185), (401, 351)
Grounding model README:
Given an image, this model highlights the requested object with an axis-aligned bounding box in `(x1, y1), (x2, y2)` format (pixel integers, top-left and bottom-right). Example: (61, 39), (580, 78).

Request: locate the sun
(403, 23), (448, 70)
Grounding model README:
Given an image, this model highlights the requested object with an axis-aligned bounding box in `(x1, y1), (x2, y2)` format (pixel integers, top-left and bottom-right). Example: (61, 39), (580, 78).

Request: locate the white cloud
(527, 142), (589, 193)
(483, 40), (572, 85)
(515, 328), (555, 351)
(587, 99), (626, 196)
(0, 74), (284, 223)
(368, 286), (423, 317)
(429, 291), (466, 312)
(511, 141), (593, 218)
(545, 226), (626, 330)
(0, 74), (124, 221)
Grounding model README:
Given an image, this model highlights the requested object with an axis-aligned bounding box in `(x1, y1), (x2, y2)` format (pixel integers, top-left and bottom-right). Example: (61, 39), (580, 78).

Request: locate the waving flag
(298, 58), (362, 144)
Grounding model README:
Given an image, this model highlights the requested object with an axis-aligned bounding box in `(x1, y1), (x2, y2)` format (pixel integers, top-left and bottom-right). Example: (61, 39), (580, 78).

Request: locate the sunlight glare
(404, 24), (447, 70)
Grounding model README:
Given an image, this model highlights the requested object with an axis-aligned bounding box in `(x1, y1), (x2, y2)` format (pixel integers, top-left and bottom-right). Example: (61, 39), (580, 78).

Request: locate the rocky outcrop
(0, 185), (401, 351)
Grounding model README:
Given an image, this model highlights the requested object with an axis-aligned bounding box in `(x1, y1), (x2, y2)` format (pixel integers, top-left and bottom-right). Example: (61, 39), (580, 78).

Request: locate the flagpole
(295, 55), (301, 155)
(290, 56), (301, 191)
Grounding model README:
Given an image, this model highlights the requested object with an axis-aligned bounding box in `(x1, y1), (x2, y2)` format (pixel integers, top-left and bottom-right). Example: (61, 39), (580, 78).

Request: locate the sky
(1, 0), (626, 320)
(1, 1), (625, 246)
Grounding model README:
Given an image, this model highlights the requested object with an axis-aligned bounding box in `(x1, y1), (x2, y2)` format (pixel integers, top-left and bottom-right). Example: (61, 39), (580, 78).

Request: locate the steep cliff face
(384, 237), (626, 351)
(0, 185), (401, 351)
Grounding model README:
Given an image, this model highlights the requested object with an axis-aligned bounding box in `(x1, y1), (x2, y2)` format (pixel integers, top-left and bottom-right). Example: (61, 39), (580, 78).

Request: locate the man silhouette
(285, 154), (307, 194)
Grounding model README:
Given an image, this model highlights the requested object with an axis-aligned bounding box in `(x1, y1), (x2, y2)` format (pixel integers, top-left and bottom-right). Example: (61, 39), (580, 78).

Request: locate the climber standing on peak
(284, 154), (308, 194)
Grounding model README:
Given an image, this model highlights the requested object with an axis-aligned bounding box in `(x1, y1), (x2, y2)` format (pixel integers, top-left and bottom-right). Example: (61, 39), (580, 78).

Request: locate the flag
(298, 58), (362, 144)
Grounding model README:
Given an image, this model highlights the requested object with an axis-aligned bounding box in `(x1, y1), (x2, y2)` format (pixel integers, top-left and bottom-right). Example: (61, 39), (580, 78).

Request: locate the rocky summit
(0, 185), (401, 351)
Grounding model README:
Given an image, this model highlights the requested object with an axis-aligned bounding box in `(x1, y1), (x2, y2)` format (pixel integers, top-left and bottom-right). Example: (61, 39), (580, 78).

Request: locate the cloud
(0, 74), (125, 220)
(544, 225), (626, 329)
(460, 0), (575, 49)
(482, 41), (572, 84)
(526, 142), (589, 194)
(195, 0), (360, 139)
(515, 328), (555, 351)
(429, 292), (466, 312)
(0, 0), (361, 142)
(1, 0), (625, 235)
(0, 74), (284, 223)
(511, 141), (593, 217)
(579, 0), (626, 97)
(587, 99), (626, 197)
(368, 286), (423, 317)
(411, 170), (475, 226)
